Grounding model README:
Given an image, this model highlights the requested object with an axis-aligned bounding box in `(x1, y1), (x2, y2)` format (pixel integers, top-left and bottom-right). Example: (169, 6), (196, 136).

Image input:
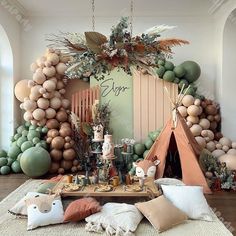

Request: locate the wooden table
(52, 176), (160, 199)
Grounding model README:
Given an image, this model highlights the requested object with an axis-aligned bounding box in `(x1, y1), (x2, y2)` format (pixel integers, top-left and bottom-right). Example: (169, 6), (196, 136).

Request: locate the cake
(93, 124), (104, 141)
(102, 134), (115, 159)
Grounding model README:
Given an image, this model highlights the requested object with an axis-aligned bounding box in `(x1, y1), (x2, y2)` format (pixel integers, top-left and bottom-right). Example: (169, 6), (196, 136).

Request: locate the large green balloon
(134, 143), (146, 156)
(181, 61), (201, 83)
(20, 147), (51, 177)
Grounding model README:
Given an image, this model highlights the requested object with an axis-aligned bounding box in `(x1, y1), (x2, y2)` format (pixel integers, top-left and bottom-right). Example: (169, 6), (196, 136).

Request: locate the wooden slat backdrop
(133, 70), (178, 141)
(71, 86), (100, 122)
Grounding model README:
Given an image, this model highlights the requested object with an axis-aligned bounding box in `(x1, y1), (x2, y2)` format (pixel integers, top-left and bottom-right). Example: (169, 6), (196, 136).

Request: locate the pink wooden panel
(133, 70), (141, 140)
(133, 71), (178, 141)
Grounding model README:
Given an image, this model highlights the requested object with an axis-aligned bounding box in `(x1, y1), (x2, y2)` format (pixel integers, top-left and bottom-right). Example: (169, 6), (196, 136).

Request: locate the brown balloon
(61, 160), (73, 170)
(210, 121), (217, 130)
(65, 136), (71, 142)
(60, 122), (71, 128)
(215, 132), (223, 141)
(58, 167), (65, 174)
(51, 136), (65, 149)
(64, 142), (72, 149)
(50, 149), (63, 162)
(205, 105), (217, 115)
(56, 110), (68, 122)
(73, 159), (79, 166)
(46, 119), (60, 129)
(49, 162), (60, 174)
(47, 129), (59, 138)
(71, 166), (77, 173)
(63, 148), (76, 161)
(59, 127), (72, 137)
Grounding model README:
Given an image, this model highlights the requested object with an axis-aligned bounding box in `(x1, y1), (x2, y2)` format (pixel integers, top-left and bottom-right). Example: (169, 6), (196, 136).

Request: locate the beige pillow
(135, 195), (188, 232)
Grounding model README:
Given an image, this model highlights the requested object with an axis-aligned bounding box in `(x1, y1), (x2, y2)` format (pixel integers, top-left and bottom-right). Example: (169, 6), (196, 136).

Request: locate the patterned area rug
(0, 179), (233, 236)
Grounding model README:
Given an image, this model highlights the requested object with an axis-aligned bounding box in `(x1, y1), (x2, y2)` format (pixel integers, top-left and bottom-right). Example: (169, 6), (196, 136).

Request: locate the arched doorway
(0, 24), (14, 150)
(222, 10), (236, 140)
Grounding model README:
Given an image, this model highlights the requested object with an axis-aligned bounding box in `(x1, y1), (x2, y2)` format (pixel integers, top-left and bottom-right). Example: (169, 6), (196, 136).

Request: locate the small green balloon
(17, 153), (22, 162)
(8, 145), (21, 160)
(173, 65), (186, 78)
(178, 79), (189, 90)
(14, 133), (21, 141)
(163, 71), (175, 82)
(41, 127), (48, 134)
(164, 61), (174, 71)
(21, 141), (34, 152)
(22, 130), (29, 137)
(0, 166), (11, 175)
(29, 125), (37, 130)
(143, 149), (150, 158)
(157, 59), (165, 66)
(156, 66), (166, 78)
(24, 121), (31, 128)
(16, 136), (27, 147)
(0, 157), (8, 167)
(27, 130), (40, 141)
(36, 127), (42, 132)
(7, 158), (14, 166)
(32, 137), (40, 145)
(17, 125), (26, 135)
(0, 150), (7, 157)
(11, 161), (22, 173)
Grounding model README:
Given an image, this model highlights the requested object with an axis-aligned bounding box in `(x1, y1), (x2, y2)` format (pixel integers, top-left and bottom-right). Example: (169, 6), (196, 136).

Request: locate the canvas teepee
(145, 87), (212, 194)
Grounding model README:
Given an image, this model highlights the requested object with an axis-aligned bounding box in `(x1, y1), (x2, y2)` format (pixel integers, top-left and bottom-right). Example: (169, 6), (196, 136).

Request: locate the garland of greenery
(47, 17), (188, 82)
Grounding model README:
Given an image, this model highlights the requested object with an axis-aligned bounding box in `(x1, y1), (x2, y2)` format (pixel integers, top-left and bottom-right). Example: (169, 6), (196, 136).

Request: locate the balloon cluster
(178, 95), (236, 159)
(20, 48), (78, 174)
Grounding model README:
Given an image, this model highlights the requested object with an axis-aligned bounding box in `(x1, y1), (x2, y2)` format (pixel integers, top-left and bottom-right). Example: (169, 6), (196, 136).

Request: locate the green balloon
(129, 167), (136, 176)
(29, 125), (37, 130)
(11, 161), (22, 173)
(0, 166), (11, 175)
(178, 79), (189, 90)
(173, 65), (186, 78)
(17, 125), (26, 135)
(32, 137), (40, 145)
(24, 121), (31, 128)
(27, 130), (40, 141)
(20, 147), (51, 177)
(148, 129), (161, 142)
(144, 138), (153, 150)
(7, 158), (14, 166)
(16, 136), (27, 147)
(0, 150), (7, 157)
(157, 59), (165, 66)
(8, 145), (21, 160)
(173, 78), (180, 84)
(132, 154), (140, 162)
(36, 127), (42, 132)
(134, 143), (146, 156)
(17, 153), (22, 162)
(156, 66), (165, 78)
(143, 149), (150, 158)
(163, 71), (175, 82)
(181, 61), (201, 83)
(183, 87), (196, 96)
(36, 140), (47, 149)
(14, 133), (21, 141)
(164, 61), (174, 71)
(41, 127), (48, 134)
(0, 157), (8, 167)
(22, 130), (29, 137)
(21, 141), (34, 152)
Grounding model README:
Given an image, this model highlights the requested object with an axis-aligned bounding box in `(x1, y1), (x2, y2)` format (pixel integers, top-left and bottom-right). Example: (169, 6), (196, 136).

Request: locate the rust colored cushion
(64, 198), (101, 222)
(135, 195), (188, 232)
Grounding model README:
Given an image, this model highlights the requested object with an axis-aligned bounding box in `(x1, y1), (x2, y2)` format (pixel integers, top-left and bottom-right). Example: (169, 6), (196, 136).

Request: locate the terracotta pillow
(64, 197), (101, 222)
(135, 195), (188, 232)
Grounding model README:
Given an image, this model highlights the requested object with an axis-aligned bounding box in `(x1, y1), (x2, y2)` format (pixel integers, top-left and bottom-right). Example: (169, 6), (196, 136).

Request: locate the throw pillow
(36, 182), (57, 194)
(64, 197), (101, 222)
(25, 194), (64, 230)
(135, 195), (188, 232)
(154, 178), (185, 189)
(85, 202), (143, 235)
(8, 192), (45, 217)
(161, 185), (213, 221)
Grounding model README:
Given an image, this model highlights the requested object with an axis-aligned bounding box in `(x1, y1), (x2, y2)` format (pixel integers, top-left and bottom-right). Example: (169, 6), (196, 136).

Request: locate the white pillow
(8, 192), (46, 217)
(85, 202), (143, 235)
(25, 194), (64, 230)
(154, 178), (185, 188)
(161, 185), (213, 221)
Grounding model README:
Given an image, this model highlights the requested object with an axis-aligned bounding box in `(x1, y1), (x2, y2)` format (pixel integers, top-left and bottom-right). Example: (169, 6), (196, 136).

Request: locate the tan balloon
(23, 100), (37, 111)
(37, 98), (49, 109)
(50, 97), (62, 110)
(56, 62), (67, 75)
(33, 71), (46, 85)
(43, 80), (56, 92)
(47, 53), (60, 65)
(32, 108), (46, 121)
(47, 129), (59, 138)
(14, 80), (31, 102)
(45, 108), (56, 119)
(23, 111), (33, 121)
(61, 99), (70, 109)
(43, 66), (56, 77)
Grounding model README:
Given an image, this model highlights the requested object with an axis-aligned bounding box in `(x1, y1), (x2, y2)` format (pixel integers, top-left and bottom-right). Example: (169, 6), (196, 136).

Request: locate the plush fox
(133, 159), (160, 178)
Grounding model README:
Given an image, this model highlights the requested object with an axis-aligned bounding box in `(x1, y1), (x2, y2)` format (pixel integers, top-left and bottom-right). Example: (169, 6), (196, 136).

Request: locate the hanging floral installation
(47, 17), (189, 81)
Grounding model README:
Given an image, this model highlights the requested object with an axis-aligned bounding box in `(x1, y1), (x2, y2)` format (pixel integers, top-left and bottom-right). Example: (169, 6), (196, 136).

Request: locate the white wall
(0, 5), (21, 149)
(20, 15), (216, 98)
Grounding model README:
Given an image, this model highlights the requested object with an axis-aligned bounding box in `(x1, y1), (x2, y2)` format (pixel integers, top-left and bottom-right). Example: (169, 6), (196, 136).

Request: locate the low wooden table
(52, 176), (160, 199)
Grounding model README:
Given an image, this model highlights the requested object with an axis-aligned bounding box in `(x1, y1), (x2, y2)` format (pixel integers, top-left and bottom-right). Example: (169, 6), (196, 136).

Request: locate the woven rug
(0, 179), (233, 236)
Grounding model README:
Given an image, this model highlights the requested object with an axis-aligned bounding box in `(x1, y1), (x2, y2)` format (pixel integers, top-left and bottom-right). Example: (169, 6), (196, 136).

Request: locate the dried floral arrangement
(47, 17), (188, 81)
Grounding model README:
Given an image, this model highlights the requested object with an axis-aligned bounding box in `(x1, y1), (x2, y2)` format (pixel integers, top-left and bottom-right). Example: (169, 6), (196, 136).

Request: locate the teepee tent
(146, 87), (212, 194)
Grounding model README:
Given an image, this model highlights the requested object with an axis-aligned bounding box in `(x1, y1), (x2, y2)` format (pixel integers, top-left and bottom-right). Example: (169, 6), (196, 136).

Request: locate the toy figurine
(133, 159), (160, 178)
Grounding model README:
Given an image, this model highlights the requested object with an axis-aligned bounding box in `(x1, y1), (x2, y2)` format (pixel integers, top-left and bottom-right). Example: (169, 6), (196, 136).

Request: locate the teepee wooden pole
(178, 85), (191, 105)
(164, 86), (175, 107)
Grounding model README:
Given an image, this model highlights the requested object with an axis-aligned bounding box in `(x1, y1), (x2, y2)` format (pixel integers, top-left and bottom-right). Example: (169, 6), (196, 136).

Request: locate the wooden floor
(0, 174), (236, 235)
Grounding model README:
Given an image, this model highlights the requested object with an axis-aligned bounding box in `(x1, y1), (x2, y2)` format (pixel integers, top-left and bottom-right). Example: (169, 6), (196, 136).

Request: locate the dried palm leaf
(85, 32), (108, 53)
(158, 38), (189, 53)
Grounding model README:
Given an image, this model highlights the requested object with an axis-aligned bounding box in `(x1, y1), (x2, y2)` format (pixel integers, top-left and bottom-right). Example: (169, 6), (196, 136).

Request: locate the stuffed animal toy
(133, 159), (160, 178)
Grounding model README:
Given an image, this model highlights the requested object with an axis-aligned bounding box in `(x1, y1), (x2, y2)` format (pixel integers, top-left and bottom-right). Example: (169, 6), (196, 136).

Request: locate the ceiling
(13, 0), (223, 17)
